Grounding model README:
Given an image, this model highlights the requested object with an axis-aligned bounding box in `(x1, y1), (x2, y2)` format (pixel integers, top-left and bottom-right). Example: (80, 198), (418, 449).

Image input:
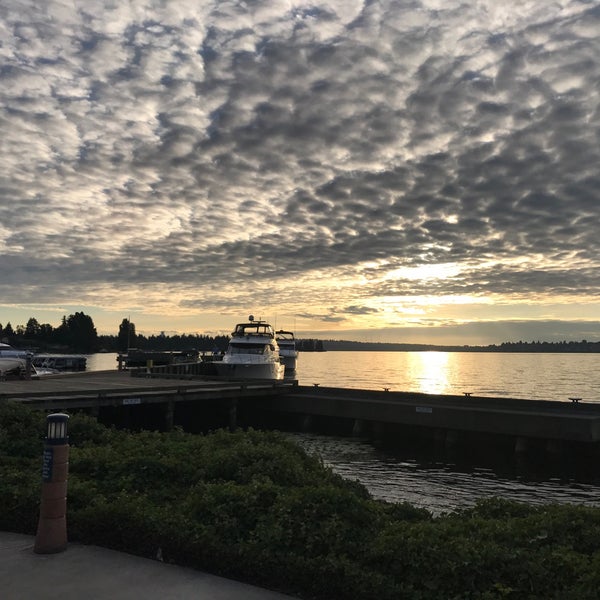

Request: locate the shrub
(2, 402), (600, 599)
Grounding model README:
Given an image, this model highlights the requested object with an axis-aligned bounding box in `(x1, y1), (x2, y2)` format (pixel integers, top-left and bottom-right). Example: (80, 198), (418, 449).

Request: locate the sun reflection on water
(405, 351), (451, 395)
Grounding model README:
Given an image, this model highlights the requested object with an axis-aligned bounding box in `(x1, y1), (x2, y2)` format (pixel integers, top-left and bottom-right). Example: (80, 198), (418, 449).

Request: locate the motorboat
(0, 343), (34, 379)
(0, 343), (59, 379)
(32, 354), (87, 372)
(275, 330), (298, 373)
(214, 316), (285, 380)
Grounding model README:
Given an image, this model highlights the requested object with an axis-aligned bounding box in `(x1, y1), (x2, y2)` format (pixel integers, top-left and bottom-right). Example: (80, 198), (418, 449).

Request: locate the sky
(1, 0), (600, 345)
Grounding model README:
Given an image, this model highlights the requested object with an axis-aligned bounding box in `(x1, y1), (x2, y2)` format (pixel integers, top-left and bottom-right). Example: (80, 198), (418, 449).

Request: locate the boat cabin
(232, 317), (275, 338)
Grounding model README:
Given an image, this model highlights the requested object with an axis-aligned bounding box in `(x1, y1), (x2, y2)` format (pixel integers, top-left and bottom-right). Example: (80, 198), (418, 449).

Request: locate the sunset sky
(1, 1), (599, 344)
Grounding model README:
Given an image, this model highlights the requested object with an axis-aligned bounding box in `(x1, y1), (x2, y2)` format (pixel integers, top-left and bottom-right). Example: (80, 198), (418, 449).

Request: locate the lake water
(86, 351), (600, 514)
(88, 350), (600, 401)
(293, 350), (600, 402)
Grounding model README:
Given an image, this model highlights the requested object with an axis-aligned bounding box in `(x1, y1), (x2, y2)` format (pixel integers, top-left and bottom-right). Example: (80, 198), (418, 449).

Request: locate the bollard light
(46, 413), (69, 445)
(34, 412), (70, 554)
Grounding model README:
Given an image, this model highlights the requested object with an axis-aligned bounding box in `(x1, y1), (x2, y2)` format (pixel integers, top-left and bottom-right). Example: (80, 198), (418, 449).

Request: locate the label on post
(42, 448), (53, 482)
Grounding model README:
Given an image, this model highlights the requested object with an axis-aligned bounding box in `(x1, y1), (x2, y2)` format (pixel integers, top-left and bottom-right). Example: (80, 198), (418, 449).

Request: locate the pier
(244, 386), (600, 459)
(2, 369), (600, 457)
(0, 370), (296, 432)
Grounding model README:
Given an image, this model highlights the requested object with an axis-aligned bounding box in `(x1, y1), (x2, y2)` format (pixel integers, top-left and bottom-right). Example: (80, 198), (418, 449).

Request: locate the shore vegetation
(1, 402), (600, 599)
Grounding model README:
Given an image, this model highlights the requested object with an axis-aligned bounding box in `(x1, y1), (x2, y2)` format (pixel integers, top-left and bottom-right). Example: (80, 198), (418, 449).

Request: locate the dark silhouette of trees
(3, 312), (98, 353)
(25, 318), (41, 338)
(3, 311), (600, 354)
(1, 322), (15, 340)
(50, 312), (99, 352)
(66, 312), (99, 353)
(117, 318), (136, 351)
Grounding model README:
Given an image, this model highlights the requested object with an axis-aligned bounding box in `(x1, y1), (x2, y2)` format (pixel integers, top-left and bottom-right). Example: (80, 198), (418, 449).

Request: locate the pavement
(1, 531), (298, 600)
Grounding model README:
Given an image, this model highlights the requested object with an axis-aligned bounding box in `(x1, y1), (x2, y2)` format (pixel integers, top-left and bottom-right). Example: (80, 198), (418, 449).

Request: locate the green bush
(2, 401), (600, 599)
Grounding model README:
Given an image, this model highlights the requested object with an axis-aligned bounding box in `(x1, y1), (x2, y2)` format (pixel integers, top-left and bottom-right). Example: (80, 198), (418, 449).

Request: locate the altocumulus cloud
(1, 0), (599, 341)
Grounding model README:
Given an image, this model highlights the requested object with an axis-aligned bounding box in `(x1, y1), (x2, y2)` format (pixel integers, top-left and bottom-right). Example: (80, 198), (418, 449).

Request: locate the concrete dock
(2, 370), (600, 452)
(0, 369), (295, 410)
(251, 385), (600, 443)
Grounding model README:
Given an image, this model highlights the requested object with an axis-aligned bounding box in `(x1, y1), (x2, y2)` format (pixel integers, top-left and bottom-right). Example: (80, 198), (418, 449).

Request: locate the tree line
(0, 314), (232, 354)
(1, 314), (326, 354)
(7, 312), (595, 355)
(1, 313), (99, 353)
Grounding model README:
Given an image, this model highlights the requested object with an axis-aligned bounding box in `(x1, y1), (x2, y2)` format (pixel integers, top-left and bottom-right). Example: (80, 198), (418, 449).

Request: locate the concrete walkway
(1, 532), (298, 599)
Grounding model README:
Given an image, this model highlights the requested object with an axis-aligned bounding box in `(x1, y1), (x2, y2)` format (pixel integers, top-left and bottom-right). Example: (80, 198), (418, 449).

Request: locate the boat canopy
(232, 321), (275, 338)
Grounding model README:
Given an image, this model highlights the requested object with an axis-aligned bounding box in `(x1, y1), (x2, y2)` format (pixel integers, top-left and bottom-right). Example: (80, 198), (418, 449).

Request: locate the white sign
(123, 397), (142, 405)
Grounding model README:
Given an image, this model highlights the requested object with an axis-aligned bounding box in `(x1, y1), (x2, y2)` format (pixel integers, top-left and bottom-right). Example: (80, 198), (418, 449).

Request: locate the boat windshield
(230, 343), (272, 355)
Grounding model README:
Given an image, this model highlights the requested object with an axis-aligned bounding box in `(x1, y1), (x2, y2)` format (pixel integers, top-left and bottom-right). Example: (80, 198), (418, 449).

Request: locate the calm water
(294, 350), (600, 402)
(87, 350), (600, 402)
(86, 351), (600, 514)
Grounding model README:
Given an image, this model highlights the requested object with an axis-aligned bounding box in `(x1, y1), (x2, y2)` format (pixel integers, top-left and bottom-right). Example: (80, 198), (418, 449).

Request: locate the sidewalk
(1, 532), (298, 600)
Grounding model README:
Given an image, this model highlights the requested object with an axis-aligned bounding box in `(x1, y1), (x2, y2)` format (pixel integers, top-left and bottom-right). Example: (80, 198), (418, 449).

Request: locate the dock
(2, 369), (600, 457)
(249, 386), (600, 442)
(244, 386), (600, 459)
(0, 370), (296, 431)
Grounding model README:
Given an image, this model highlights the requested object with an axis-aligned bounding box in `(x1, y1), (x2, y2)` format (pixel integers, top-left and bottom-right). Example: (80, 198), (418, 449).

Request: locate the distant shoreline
(317, 340), (600, 353)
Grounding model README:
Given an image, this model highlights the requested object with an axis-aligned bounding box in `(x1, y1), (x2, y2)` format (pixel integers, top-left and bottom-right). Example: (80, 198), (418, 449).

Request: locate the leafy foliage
(2, 402), (600, 599)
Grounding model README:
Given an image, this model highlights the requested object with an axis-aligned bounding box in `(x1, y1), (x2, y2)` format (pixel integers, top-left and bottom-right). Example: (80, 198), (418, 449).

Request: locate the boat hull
(279, 353), (297, 372)
(0, 357), (27, 378)
(214, 361), (285, 380)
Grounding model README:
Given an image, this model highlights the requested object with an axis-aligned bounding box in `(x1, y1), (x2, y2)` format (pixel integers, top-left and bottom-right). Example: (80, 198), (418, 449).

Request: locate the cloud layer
(1, 1), (599, 340)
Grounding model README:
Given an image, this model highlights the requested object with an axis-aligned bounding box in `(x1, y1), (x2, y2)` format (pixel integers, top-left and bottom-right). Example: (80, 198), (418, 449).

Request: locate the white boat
(275, 330), (298, 373)
(0, 343), (33, 379)
(214, 316), (285, 380)
(0, 343), (58, 379)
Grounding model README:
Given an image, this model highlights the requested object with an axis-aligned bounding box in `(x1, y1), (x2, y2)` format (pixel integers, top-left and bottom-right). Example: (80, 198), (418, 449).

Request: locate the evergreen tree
(3, 322), (15, 340)
(25, 317), (41, 338)
(66, 312), (98, 353)
(53, 316), (69, 347)
(118, 318), (136, 351)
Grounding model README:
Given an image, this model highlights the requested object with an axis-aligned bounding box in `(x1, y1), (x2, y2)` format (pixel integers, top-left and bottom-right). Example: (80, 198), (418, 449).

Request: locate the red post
(34, 413), (70, 554)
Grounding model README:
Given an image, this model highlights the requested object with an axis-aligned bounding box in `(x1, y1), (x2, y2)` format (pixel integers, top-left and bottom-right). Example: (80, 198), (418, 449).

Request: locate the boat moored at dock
(0, 343), (56, 379)
(276, 330), (298, 373)
(215, 316), (285, 380)
(117, 349), (199, 369)
(32, 354), (87, 372)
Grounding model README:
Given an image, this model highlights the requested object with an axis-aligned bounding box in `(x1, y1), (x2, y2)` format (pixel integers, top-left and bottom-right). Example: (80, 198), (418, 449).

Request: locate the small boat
(275, 330), (298, 373)
(214, 316), (285, 380)
(117, 349), (199, 369)
(32, 354), (87, 372)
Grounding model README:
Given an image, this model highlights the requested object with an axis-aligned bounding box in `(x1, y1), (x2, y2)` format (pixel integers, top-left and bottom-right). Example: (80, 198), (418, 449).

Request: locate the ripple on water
(286, 433), (600, 516)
